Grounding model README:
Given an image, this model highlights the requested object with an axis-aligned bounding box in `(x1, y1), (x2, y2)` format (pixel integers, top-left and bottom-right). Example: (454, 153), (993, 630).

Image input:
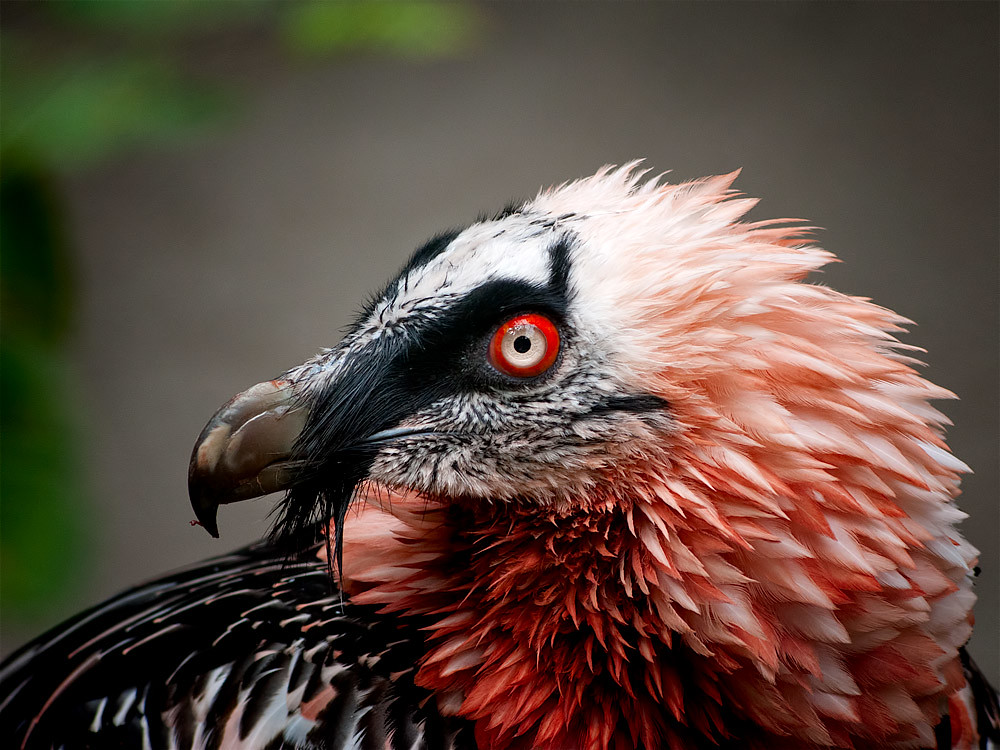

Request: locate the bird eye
(488, 314), (560, 377)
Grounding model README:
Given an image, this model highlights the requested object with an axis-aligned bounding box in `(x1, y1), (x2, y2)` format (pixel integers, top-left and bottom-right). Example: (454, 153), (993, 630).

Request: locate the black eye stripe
(585, 394), (670, 416)
(298, 233), (578, 467)
(392, 235), (575, 390)
(547, 236), (573, 297)
(416, 280), (566, 349)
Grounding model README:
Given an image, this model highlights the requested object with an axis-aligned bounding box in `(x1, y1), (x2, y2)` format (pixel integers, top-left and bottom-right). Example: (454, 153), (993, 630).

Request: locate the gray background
(5, 3), (998, 683)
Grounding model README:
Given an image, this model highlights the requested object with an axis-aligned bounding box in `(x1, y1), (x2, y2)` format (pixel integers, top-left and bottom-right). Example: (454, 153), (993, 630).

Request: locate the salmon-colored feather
(335, 166), (983, 748)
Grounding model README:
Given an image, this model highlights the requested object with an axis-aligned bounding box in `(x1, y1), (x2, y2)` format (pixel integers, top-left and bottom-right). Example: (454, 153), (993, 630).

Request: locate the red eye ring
(488, 314), (560, 378)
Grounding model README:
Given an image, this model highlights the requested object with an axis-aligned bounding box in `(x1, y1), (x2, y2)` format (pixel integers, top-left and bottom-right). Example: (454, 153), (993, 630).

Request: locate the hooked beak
(188, 337), (442, 544)
(188, 380), (308, 537)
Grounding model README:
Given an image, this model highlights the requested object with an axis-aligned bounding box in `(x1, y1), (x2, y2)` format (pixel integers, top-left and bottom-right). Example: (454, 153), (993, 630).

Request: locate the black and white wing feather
(0, 536), (473, 750)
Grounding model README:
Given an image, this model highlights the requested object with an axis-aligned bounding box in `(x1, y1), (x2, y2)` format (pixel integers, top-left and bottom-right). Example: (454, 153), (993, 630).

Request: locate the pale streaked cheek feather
(369, 371), (676, 503)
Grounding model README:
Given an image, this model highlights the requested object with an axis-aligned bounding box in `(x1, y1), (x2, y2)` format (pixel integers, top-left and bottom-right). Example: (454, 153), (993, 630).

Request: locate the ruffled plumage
(2, 165), (995, 750)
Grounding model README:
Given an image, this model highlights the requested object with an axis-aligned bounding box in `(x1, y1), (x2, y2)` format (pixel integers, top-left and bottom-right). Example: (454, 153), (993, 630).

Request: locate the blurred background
(2, 1), (997, 685)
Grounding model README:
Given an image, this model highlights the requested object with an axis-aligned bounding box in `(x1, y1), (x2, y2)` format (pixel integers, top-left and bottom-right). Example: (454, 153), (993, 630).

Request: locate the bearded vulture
(2, 165), (997, 750)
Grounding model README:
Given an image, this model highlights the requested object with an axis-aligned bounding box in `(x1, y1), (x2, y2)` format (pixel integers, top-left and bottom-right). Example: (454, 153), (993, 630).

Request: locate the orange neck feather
(346, 494), (746, 749)
(336, 464), (972, 750)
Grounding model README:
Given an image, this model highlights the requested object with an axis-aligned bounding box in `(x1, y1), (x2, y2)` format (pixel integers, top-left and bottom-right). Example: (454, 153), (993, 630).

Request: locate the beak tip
(189, 484), (222, 538)
(200, 517), (221, 539)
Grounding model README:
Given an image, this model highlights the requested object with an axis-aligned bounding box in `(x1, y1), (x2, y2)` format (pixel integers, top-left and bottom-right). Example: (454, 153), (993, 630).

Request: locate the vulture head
(189, 165), (977, 749)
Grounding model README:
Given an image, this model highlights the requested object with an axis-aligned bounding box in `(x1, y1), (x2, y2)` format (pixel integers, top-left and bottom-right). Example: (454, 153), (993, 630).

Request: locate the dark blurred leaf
(0, 171), (89, 615)
(0, 333), (89, 614)
(1, 49), (232, 168)
(282, 1), (483, 58)
(0, 170), (74, 343)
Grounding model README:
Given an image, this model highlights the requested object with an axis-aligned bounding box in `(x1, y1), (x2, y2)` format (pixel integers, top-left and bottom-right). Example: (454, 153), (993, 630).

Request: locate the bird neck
(337, 471), (967, 750)
(339, 489), (756, 750)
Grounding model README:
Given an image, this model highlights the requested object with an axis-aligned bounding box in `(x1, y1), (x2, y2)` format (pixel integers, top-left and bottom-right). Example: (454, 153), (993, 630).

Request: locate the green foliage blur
(1, 0), (481, 626)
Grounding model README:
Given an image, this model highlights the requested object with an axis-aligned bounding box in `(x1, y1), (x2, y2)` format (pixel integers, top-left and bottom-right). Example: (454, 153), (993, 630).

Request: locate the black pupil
(513, 335), (532, 354)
